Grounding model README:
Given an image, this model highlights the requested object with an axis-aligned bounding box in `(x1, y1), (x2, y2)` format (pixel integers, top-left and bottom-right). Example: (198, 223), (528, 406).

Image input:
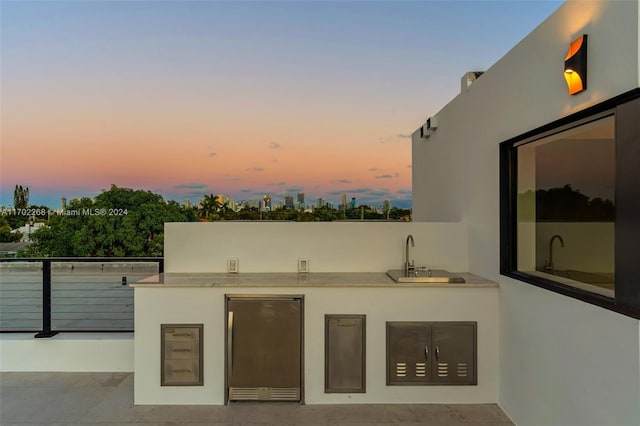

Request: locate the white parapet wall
(0, 333), (133, 372)
(164, 221), (469, 273)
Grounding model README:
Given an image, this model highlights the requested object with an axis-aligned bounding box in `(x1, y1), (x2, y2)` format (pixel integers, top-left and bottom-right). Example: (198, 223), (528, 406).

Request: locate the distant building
(183, 200), (192, 208)
(340, 193), (347, 211)
(61, 197), (67, 209)
(263, 195), (272, 211)
(17, 222), (45, 241)
(350, 197), (357, 209)
(297, 193), (304, 204)
(285, 196), (294, 208)
(244, 199), (260, 209)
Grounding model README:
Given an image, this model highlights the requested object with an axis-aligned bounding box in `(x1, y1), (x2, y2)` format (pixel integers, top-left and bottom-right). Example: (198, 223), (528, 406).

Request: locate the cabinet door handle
(435, 345), (440, 360)
(425, 345), (429, 360)
(227, 311), (234, 375)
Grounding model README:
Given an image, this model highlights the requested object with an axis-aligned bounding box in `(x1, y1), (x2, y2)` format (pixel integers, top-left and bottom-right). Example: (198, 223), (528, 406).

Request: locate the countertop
(131, 272), (498, 288)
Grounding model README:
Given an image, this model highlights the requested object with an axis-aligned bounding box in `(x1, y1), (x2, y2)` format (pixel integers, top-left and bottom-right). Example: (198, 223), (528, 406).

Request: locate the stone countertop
(131, 272), (497, 288)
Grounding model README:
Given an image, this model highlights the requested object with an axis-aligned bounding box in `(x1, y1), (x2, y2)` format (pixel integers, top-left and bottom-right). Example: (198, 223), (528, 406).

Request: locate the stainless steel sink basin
(386, 269), (465, 283)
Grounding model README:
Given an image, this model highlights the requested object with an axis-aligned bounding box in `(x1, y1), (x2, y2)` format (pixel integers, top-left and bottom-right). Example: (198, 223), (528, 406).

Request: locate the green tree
(6, 185), (32, 229)
(13, 185), (29, 209)
(236, 207), (260, 220)
(221, 206), (238, 220)
(388, 207), (412, 221)
(0, 216), (22, 242)
(27, 185), (196, 257)
(197, 194), (222, 221)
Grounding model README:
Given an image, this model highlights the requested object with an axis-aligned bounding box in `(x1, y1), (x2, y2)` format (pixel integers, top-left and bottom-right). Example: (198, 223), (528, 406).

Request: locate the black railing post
(159, 258), (164, 274)
(35, 260), (58, 338)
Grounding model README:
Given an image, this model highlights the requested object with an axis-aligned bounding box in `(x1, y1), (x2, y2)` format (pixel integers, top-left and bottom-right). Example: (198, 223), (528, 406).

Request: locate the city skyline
(1, 186), (403, 212)
(1, 1), (563, 209)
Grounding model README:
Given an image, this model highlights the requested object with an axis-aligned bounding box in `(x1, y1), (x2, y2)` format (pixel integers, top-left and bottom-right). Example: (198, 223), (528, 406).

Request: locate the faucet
(405, 234), (415, 276)
(544, 234), (565, 271)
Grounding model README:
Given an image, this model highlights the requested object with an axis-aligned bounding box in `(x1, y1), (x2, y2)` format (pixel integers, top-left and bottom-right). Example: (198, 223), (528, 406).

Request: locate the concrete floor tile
(386, 423), (467, 426)
(229, 402), (300, 423)
(464, 423), (514, 426)
(1, 424), (72, 426)
(328, 404), (390, 422)
(334, 423), (394, 426)
(80, 423), (170, 426)
(136, 405), (234, 423)
(78, 374), (143, 423)
(286, 406), (334, 423)
(448, 404), (513, 424)
(0, 384), (111, 424)
(279, 423), (330, 426)
(386, 404), (454, 423)
(388, 405), (466, 426)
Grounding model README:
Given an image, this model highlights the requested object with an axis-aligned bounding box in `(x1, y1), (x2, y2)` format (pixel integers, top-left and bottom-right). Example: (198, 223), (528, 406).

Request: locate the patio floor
(0, 372), (514, 425)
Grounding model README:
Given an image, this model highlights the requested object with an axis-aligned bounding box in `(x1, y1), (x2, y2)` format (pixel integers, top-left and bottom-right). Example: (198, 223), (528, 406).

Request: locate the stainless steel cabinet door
(325, 315), (366, 393)
(386, 322), (431, 384)
(431, 323), (476, 385)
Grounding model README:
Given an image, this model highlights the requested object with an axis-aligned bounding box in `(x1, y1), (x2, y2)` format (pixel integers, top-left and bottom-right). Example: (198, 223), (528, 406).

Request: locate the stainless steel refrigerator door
(227, 296), (302, 401)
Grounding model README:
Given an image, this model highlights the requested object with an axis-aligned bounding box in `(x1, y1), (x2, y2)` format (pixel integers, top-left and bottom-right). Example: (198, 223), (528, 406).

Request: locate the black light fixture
(564, 34), (588, 95)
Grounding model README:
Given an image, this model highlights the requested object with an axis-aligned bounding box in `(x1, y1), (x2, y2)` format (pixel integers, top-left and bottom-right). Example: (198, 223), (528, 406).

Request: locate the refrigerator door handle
(227, 311), (234, 375)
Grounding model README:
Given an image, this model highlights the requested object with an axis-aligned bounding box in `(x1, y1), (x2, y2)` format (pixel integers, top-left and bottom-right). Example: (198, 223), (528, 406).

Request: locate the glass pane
(517, 116), (615, 297)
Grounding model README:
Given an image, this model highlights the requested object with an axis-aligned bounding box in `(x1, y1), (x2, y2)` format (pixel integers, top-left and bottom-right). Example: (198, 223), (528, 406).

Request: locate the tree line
(5, 185), (411, 257)
(518, 184), (614, 222)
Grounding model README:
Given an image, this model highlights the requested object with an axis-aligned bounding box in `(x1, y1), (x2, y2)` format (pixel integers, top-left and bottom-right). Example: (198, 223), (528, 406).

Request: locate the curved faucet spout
(545, 234), (565, 271)
(405, 234), (415, 276)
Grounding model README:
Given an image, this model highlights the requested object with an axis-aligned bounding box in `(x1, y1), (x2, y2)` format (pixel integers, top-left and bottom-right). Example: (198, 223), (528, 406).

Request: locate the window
(516, 116), (615, 298)
(501, 89), (640, 318)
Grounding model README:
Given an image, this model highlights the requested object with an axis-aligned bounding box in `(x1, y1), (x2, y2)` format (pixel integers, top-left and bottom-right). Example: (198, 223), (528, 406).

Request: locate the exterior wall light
(564, 34), (588, 95)
(420, 116), (438, 139)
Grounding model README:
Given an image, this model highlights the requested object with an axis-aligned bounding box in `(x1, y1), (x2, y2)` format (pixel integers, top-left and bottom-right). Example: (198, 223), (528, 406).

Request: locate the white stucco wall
(500, 278), (640, 426)
(0, 333), (133, 372)
(164, 222), (468, 273)
(412, 1), (640, 425)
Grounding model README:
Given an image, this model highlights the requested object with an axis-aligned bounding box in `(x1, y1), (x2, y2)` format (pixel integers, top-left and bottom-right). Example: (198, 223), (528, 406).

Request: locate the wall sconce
(564, 34), (588, 95)
(420, 116), (438, 139)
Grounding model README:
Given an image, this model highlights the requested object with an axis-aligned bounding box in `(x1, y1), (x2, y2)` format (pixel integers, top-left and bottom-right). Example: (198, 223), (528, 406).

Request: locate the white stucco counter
(132, 272), (499, 406)
(131, 272), (497, 288)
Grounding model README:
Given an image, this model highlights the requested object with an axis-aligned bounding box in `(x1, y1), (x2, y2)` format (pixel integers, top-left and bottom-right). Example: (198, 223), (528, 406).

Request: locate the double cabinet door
(386, 321), (476, 385)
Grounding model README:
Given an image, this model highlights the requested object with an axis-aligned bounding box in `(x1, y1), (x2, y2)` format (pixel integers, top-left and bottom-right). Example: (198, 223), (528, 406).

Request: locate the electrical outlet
(298, 258), (309, 273)
(227, 258), (239, 273)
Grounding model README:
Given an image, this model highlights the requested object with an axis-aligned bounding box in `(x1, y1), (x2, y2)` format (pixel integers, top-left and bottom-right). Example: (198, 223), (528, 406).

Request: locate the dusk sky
(1, 0), (562, 209)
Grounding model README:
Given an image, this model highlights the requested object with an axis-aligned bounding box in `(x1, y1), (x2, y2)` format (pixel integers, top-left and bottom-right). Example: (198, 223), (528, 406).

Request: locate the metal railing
(0, 257), (163, 337)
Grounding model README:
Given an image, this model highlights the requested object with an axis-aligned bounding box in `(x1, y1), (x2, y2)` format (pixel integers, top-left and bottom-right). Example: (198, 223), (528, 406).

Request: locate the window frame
(500, 88), (640, 319)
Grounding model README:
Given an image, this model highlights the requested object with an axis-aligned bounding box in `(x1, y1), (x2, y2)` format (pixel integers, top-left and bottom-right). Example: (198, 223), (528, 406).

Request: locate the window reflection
(517, 116), (615, 297)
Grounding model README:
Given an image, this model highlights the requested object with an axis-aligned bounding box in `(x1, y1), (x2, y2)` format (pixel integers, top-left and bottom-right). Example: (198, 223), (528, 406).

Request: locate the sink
(386, 269), (465, 283)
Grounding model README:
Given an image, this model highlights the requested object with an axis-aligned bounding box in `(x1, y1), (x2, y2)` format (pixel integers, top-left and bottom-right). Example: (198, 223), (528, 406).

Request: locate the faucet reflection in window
(544, 234), (564, 272)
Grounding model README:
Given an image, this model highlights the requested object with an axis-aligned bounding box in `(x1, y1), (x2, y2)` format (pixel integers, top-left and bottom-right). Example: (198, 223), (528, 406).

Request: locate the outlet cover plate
(298, 258), (309, 273)
(227, 258), (239, 273)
